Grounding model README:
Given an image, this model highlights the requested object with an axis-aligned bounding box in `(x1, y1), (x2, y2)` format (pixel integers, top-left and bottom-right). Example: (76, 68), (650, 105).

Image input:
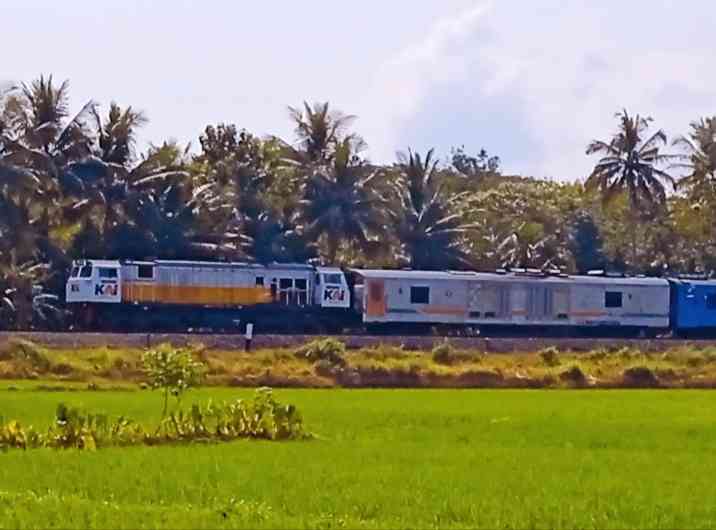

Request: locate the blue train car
(669, 279), (716, 335)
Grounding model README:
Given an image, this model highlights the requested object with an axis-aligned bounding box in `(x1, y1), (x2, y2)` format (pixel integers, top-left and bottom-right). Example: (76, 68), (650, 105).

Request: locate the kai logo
(95, 283), (118, 296)
(324, 287), (346, 302)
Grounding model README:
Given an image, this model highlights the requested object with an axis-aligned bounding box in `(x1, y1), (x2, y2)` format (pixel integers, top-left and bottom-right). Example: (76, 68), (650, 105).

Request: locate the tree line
(1, 76), (715, 329)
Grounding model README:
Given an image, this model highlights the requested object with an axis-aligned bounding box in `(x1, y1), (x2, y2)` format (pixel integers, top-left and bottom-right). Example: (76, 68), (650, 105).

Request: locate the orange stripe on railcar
(419, 305), (467, 316)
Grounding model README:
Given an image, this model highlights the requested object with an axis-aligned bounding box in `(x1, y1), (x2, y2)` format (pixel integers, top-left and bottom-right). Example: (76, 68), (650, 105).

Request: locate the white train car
(351, 269), (670, 334)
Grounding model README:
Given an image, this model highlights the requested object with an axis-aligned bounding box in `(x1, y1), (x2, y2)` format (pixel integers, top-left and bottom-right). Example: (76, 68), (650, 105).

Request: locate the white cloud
(357, 1), (496, 163)
(361, 1), (716, 179)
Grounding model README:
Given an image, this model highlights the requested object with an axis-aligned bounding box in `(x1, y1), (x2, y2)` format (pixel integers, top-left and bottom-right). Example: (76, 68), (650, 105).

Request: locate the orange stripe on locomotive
(122, 282), (272, 307)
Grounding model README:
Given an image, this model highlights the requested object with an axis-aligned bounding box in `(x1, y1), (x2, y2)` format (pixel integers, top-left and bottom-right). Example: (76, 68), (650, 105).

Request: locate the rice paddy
(1, 385), (716, 528)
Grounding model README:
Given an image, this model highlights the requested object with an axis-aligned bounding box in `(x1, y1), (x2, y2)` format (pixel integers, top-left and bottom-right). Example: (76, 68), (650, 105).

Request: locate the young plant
(142, 344), (206, 417)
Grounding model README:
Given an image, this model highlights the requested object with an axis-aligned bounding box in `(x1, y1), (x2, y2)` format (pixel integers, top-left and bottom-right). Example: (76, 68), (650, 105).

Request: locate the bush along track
(6, 337), (716, 389)
(0, 388), (310, 452)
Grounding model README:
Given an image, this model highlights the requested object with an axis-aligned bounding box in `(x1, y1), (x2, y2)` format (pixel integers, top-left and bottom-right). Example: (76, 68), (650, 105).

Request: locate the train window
(295, 279), (308, 305)
(255, 276), (264, 286)
(706, 294), (716, 309)
(98, 268), (118, 279)
(279, 278), (293, 289)
(605, 291), (623, 308)
(70, 266), (79, 278)
(79, 265), (93, 278)
(323, 273), (343, 285)
(410, 286), (430, 304)
(137, 265), (154, 280)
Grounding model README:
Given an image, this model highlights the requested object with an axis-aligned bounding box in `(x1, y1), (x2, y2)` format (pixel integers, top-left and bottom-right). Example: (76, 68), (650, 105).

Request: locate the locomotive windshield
(323, 273), (343, 285)
(98, 268), (118, 279)
(79, 265), (93, 278)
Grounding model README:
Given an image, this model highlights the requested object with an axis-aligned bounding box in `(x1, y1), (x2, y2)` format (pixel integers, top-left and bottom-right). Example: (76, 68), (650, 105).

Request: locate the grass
(4, 338), (716, 388)
(2, 386), (716, 528)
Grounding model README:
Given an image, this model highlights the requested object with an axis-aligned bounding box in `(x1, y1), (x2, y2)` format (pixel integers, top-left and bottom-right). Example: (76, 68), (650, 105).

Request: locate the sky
(3, 0), (715, 180)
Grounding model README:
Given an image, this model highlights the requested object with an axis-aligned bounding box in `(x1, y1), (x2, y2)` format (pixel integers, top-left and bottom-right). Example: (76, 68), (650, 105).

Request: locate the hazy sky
(3, 0), (715, 179)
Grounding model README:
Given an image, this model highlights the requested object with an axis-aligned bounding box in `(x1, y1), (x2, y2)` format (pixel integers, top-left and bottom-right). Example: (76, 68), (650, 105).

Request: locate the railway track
(1, 331), (714, 352)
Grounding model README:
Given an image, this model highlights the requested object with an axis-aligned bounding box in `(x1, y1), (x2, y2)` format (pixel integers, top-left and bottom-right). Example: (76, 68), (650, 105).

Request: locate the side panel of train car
(68, 260), (351, 309)
(669, 280), (716, 333)
(352, 269), (670, 332)
(66, 260), (352, 331)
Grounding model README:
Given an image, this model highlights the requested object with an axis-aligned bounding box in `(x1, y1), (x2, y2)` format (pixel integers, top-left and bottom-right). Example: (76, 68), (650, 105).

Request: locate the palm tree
(586, 110), (675, 268)
(66, 111), (187, 245)
(672, 117), (716, 197)
(94, 102), (147, 166)
(119, 180), (207, 259)
(0, 249), (60, 330)
(286, 101), (358, 164)
(196, 124), (297, 262)
(240, 210), (317, 264)
(3, 75), (97, 198)
(388, 149), (474, 270)
(299, 138), (385, 263)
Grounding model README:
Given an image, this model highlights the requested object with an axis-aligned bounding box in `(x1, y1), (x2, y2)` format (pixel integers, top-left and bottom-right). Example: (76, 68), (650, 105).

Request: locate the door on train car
(526, 286), (569, 322)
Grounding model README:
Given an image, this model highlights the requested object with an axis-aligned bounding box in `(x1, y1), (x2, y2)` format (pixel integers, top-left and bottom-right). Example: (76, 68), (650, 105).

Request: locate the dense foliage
(1, 75), (715, 329)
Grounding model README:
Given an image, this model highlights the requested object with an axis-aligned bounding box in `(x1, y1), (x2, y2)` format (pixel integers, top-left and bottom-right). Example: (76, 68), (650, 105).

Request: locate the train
(65, 258), (716, 337)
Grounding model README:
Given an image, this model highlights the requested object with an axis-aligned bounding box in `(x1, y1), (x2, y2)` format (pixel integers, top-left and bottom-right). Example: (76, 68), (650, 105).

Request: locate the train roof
(122, 260), (315, 271)
(669, 278), (716, 286)
(351, 269), (669, 286)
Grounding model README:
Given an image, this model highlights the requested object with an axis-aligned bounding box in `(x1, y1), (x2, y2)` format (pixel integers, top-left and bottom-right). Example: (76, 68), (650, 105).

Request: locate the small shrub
(295, 338), (346, 367)
(314, 358), (340, 378)
(432, 340), (455, 365)
(367, 343), (406, 360)
(4, 339), (51, 371)
(50, 362), (73, 375)
(0, 418), (29, 450)
(538, 346), (560, 367)
(142, 344), (207, 416)
(623, 366), (659, 387)
(559, 365), (587, 387)
(686, 354), (706, 368)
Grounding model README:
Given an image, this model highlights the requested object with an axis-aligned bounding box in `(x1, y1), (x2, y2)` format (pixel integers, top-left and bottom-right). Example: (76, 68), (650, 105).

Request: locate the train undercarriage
(70, 303), (670, 338)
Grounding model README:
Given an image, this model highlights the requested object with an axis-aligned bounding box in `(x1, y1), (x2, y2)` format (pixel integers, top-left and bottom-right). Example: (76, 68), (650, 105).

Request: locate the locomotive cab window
(410, 286), (430, 304)
(137, 265), (154, 280)
(706, 293), (716, 310)
(70, 266), (79, 278)
(79, 265), (93, 278)
(323, 273), (343, 285)
(605, 291), (623, 308)
(98, 268), (118, 279)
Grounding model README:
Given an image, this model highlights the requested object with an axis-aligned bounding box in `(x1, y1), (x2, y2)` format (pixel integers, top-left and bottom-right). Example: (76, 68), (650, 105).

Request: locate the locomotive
(66, 259), (716, 336)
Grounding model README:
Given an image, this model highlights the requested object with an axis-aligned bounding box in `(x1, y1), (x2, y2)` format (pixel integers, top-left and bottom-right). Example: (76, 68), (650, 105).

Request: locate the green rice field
(1, 385), (716, 528)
